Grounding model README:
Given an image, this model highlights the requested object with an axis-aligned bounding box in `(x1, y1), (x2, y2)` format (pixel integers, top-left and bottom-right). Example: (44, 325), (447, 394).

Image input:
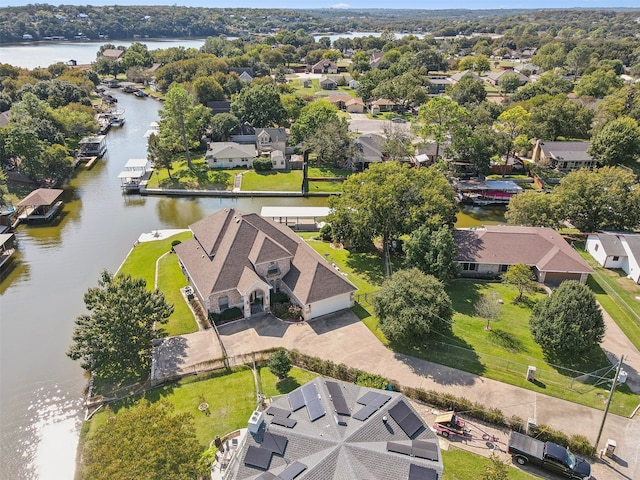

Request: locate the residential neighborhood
(2, 5), (640, 480)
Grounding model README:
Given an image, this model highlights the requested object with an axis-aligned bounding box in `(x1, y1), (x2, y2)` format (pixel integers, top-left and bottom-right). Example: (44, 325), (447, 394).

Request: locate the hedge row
(284, 349), (596, 457)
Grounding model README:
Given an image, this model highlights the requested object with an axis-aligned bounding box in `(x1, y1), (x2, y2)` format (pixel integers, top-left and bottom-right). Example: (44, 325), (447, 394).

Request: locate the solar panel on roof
(398, 412), (424, 438)
(331, 395), (350, 416)
(352, 404), (377, 421)
(408, 463), (438, 480)
(388, 400), (412, 423)
(277, 461), (307, 480)
(306, 398), (325, 422)
(271, 416), (297, 428)
(369, 393), (391, 408)
(387, 441), (412, 456)
(244, 445), (272, 470)
(301, 383), (319, 404)
(256, 472), (277, 480)
(413, 440), (438, 455)
(261, 432), (288, 455)
(413, 447), (438, 462)
(325, 381), (343, 398)
(266, 406), (291, 418)
(288, 389), (305, 411)
(357, 391), (378, 405)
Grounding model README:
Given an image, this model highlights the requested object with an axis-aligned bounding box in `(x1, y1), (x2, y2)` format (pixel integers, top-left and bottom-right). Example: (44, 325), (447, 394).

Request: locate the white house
(586, 232), (640, 284)
(206, 142), (256, 168)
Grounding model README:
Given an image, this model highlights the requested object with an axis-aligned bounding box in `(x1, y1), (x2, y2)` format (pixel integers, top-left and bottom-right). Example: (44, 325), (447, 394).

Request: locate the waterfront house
(101, 48), (125, 61)
(455, 225), (593, 284)
(531, 140), (595, 172)
(78, 135), (107, 157)
(175, 208), (357, 321)
(206, 142), (256, 168)
(256, 128), (287, 156)
(586, 232), (640, 284)
(354, 133), (386, 168)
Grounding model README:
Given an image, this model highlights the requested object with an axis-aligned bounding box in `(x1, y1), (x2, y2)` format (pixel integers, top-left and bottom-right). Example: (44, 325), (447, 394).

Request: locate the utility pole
(595, 355), (625, 452)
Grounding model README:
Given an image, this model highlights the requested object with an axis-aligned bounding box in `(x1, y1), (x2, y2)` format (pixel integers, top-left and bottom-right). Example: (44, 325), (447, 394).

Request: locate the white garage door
(310, 294), (351, 319)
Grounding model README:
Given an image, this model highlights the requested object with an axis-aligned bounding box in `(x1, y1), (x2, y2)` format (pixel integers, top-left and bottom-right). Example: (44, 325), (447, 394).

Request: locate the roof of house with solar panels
(222, 377), (443, 480)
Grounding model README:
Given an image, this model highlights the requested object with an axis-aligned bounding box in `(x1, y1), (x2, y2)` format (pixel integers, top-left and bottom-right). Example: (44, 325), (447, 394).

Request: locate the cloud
(330, 3), (351, 8)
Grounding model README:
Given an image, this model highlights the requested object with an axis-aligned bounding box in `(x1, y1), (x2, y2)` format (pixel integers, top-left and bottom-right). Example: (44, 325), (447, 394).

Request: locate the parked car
(508, 432), (591, 479)
(391, 117), (407, 123)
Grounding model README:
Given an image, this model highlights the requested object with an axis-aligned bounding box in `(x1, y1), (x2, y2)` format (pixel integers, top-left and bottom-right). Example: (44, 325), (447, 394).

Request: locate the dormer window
(267, 262), (279, 276)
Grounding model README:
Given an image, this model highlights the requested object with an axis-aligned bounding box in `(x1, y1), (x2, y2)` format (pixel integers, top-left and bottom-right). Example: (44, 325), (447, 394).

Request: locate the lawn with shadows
(240, 170), (302, 191)
(157, 253), (198, 336)
(146, 157), (236, 190)
(300, 236), (638, 414)
(257, 366), (318, 398)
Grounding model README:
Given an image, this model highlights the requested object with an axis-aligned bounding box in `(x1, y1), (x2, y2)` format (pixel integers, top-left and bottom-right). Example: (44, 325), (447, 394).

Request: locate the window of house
(612, 256), (619, 262)
(462, 263), (477, 271)
(500, 264), (509, 273)
(594, 244), (599, 252)
(218, 296), (229, 310)
(267, 262), (279, 275)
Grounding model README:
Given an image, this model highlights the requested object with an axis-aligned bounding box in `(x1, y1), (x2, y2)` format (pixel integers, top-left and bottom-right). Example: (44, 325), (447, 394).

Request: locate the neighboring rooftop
(225, 378), (443, 480)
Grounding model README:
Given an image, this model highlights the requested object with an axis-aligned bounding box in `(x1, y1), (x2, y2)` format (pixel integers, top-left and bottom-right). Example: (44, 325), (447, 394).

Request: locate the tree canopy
(82, 400), (201, 480)
(588, 117), (640, 166)
(67, 270), (173, 380)
(328, 162), (457, 276)
(530, 280), (605, 357)
(404, 225), (460, 282)
(230, 83), (285, 127)
(268, 349), (292, 379)
(502, 264), (536, 302)
(373, 268), (453, 346)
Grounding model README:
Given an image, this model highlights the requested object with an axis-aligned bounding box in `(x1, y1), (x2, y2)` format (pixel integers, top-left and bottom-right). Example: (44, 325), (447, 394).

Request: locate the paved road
(216, 311), (639, 480)
(348, 113), (411, 135)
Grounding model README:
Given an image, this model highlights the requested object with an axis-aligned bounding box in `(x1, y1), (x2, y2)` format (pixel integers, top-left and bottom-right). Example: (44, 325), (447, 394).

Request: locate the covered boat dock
(260, 206), (330, 231)
(17, 188), (64, 224)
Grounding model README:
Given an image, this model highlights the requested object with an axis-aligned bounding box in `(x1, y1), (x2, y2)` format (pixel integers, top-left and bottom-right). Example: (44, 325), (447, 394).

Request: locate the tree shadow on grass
(275, 376), (302, 394)
(488, 328), (527, 353)
(586, 276), (606, 295)
(344, 249), (403, 288)
(445, 279), (486, 317)
(351, 303), (371, 321)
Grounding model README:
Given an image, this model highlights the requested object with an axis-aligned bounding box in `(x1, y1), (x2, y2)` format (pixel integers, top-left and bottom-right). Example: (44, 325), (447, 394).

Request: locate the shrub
(568, 435), (596, 457)
(529, 424), (569, 447)
(355, 372), (389, 390)
(253, 157), (273, 171)
(318, 223), (333, 242)
(270, 291), (289, 305)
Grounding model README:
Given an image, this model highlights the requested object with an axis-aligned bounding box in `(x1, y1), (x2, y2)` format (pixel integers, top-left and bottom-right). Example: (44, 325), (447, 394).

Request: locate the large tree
(495, 105), (531, 176)
(373, 268), (453, 346)
(505, 191), (562, 228)
(502, 264), (536, 302)
(554, 166), (640, 232)
(209, 112), (239, 142)
(82, 400), (201, 480)
(418, 97), (468, 161)
(147, 133), (173, 179)
(588, 117), (640, 166)
(446, 73), (487, 106)
(159, 84), (210, 169)
(404, 225), (460, 282)
(289, 100), (339, 147)
(230, 83), (285, 127)
(530, 280), (605, 357)
(67, 270), (173, 380)
(306, 117), (354, 169)
(328, 162), (456, 277)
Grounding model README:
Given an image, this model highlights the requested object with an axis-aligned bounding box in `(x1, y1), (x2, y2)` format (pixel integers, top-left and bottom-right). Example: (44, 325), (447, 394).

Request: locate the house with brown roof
(175, 208), (357, 321)
(345, 97), (365, 113)
(369, 98), (398, 115)
(485, 70), (529, 87)
(455, 225), (593, 285)
(101, 48), (125, 61)
(311, 59), (338, 74)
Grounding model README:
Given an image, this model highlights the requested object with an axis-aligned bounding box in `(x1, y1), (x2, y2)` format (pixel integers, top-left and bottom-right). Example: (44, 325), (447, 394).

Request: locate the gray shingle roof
(229, 378), (442, 480)
(594, 232), (627, 257)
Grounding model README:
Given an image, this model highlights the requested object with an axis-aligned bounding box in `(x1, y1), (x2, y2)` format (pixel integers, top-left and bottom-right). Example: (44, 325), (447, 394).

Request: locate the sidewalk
(217, 311), (640, 480)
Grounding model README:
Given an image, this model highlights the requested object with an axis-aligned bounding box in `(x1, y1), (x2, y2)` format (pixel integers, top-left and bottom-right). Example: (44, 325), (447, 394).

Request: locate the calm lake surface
(0, 40), (503, 480)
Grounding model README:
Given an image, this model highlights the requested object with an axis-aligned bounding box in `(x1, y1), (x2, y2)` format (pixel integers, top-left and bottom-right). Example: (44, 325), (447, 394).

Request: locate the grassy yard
(442, 448), (535, 480)
(288, 78), (357, 98)
(86, 367), (316, 447)
(147, 156), (238, 190)
(302, 236), (638, 415)
(240, 170), (302, 191)
(118, 231), (196, 336)
(576, 247), (640, 351)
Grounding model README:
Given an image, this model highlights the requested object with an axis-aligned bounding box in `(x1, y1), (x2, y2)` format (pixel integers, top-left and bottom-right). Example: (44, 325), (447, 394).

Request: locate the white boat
(109, 110), (125, 127)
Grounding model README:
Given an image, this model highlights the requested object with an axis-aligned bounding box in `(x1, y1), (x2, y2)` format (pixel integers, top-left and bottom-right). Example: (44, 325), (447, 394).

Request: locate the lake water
(0, 40), (503, 480)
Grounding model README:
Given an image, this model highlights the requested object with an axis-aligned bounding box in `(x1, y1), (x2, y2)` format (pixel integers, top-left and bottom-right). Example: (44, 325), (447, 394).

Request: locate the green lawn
(442, 448), (535, 480)
(147, 157), (238, 190)
(87, 366), (316, 448)
(118, 231), (196, 336)
(240, 170), (302, 191)
(307, 166), (352, 178)
(157, 254), (198, 336)
(576, 248), (640, 351)
(257, 366), (318, 399)
(302, 237), (638, 415)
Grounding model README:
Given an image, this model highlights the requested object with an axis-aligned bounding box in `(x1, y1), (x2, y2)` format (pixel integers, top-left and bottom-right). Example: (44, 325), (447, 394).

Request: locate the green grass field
(302, 237), (637, 415)
(147, 157), (238, 190)
(240, 170), (302, 191)
(442, 448), (535, 480)
(86, 367), (317, 447)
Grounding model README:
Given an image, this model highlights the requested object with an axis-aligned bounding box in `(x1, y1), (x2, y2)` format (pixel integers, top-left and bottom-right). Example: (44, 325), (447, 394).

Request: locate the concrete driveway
(348, 113), (411, 135)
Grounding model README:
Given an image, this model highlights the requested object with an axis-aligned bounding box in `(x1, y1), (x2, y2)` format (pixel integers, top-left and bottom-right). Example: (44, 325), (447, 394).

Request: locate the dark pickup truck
(508, 432), (592, 480)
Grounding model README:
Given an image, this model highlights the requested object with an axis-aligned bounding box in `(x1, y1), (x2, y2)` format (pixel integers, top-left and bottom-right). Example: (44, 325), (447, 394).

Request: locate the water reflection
(456, 205), (507, 228)
(0, 249), (30, 294)
(156, 197), (206, 228)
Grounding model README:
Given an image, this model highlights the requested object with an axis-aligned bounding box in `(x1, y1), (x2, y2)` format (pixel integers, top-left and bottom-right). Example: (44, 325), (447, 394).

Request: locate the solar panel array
(386, 440), (439, 462)
(244, 430), (289, 471)
(388, 401), (425, 438)
(326, 381), (351, 416)
(299, 383), (325, 422)
(352, 391), (391, 422)
(255, 461), (307, 480)
(408, 463), (439, 480)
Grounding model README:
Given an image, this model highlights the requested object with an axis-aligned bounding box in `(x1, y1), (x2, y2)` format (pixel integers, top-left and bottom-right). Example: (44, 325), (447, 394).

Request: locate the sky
(4, 1), (640, 9)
